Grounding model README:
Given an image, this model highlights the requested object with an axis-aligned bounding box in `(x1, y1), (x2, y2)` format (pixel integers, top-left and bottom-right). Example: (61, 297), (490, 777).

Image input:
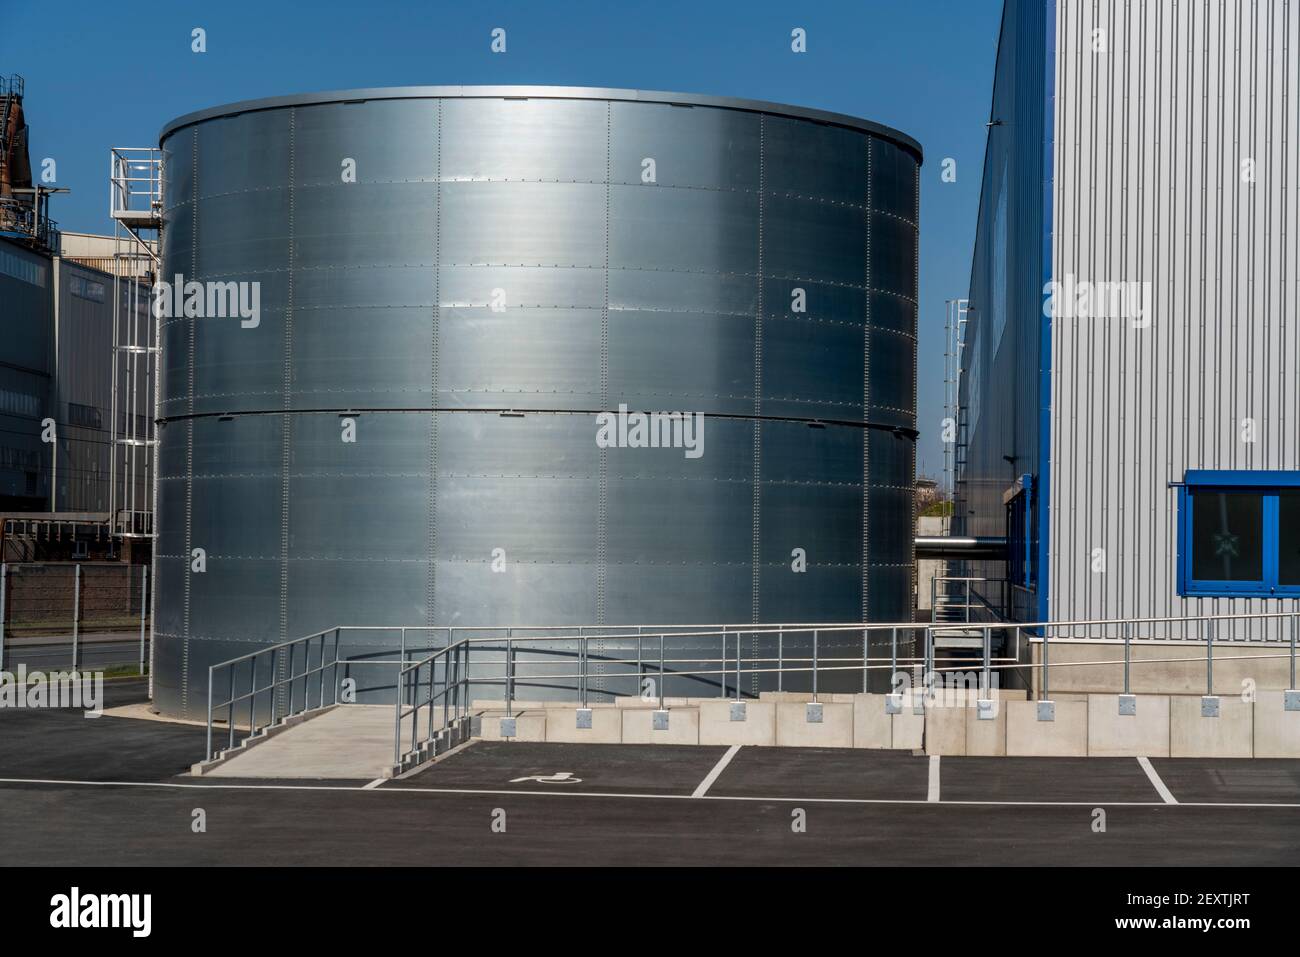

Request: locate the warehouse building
(956, 0), (1300, 640)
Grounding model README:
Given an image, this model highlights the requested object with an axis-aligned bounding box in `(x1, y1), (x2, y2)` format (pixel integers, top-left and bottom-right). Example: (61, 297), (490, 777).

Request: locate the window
(1005, 474), (1037, 590)
(1178, 471), (1300, 597)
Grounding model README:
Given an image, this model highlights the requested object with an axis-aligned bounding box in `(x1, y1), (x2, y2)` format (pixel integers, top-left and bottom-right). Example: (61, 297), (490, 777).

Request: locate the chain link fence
(0, 562), (150, 674)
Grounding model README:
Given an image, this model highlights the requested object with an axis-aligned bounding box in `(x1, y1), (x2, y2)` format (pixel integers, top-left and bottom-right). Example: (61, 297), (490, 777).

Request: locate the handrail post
(721, 626), (727, 698)
(812, 629), (819, 701)
(227, 664), (236, 751)
(964, 578), (971, 624)
(862, 628), (869, 693)
(1122, 620), (1131, 695)
(505, 628), (513, 718)
(581, 634), (588, 708)
(982, 626), (990, 696)
(270, 648), (279, 726)
(777, 628), (784, 692)
(206, 666), (214, 760)
(1291, 614), (1297, 691)
(736, 629), (742, 702)
(1206, 618), (1214, 697)
(658, 633), (665, 710)
(890, 626), (897, 686)
(636, 631), (643, 697)
(1042, 627), (1049, 701)
(393, 664), (403, 768)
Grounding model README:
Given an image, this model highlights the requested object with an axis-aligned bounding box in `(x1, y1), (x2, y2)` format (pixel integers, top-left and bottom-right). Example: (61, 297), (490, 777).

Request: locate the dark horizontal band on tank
(158, 85), (923, 163)
(155, 406), (919, 440)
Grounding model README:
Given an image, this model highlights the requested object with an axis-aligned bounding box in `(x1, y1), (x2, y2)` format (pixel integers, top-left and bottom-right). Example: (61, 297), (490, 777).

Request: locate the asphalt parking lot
(1, 687), (1298, 865)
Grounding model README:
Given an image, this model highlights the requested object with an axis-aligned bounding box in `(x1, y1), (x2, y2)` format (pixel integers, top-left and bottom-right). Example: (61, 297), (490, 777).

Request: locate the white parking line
(928, 755), (940, 802)
(0, 776), (1296, 808)
(692, 744), (741, 798)
(1137, 756), (1178, 804)
(363, 778), (386, 790)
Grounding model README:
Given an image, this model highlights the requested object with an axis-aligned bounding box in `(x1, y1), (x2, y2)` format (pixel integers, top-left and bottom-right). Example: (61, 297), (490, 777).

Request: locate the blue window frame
(1177, 470), (1300, 597)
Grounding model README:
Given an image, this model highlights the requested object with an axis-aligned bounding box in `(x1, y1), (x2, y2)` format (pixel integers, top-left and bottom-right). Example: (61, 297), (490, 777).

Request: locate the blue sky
(1, 0), (1004, 477)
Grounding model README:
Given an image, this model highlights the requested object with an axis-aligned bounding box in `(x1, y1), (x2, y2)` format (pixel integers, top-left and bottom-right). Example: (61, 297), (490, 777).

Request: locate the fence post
(72, 563), (81, 670)
(138, 566), (148, 676)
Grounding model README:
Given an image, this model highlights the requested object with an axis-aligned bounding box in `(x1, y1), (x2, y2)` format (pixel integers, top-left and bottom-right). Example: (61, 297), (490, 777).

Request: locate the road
(1, 682), (1298, 866)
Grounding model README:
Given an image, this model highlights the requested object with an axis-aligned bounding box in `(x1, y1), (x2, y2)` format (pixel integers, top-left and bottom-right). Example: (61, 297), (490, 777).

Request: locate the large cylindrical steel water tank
(153, 87), (920, 717)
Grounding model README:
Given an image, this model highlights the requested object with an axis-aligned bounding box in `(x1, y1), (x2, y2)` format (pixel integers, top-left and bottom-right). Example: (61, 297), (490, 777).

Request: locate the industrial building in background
(0, 74), (155, 564)
(151, 86), (921, 718)
(956, 0), (1300, 659)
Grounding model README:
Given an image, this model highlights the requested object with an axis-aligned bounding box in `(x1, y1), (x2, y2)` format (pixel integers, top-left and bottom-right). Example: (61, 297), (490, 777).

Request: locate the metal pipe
(392, 665), (402, 767)
(1042, 627), (1049, 701)
(777, 628), (783, 692)
(505, 629), (513, 717)
(982, 626), (990, 695)
(1206, 618), (1214, 696)
(812, 629), (819, 701)
(1122, 621), (1131, 695)
(862, 628), (869, 693)
(205, 667), (214, 760)
(227, 664), (235, 752)
(736, 629), (742, 701)
(658, 633), (665, 709)
(1291, 614), (1297, 690)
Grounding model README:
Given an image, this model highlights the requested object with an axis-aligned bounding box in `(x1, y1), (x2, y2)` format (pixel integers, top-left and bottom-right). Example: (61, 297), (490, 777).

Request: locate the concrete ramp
(200, 706), (394, 780)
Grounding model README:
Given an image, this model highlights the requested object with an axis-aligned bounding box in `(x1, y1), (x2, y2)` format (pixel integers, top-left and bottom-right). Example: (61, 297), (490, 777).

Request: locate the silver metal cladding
(152, 87), (920, 716)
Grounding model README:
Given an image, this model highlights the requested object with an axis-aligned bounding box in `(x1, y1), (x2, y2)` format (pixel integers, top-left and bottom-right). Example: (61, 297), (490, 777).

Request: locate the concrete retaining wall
(453, 691), (1299, 757)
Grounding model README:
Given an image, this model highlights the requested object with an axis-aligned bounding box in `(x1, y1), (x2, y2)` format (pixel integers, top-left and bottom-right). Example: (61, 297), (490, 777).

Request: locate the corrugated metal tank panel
(1050, 0), (1300, 636)
(0, 239), (52, 508)
(153, 90), (920, 717)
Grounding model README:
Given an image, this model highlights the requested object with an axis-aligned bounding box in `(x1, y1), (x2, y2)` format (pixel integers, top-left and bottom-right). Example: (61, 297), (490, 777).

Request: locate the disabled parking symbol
(510, 771), (583, 784)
